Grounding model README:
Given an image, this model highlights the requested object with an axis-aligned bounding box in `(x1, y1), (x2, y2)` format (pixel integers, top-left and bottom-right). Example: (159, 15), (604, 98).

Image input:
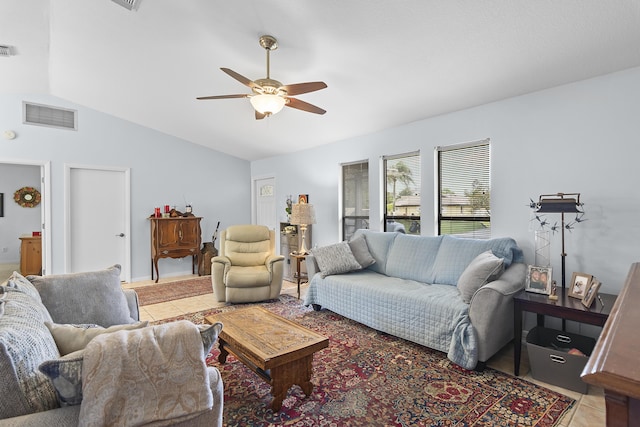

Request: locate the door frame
(64, 164), (131, 282)
(0, 158), (51, 275)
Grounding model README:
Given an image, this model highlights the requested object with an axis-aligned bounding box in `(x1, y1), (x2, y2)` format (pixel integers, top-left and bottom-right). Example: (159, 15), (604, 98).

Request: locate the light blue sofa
(304, 230), (526, 370)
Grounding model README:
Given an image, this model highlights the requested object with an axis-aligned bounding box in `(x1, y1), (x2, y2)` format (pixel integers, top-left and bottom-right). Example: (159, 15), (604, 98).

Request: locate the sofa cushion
(38, 350), (84, 407)
(385, 234), (443, 284)
(348, 235), (376, 268)
(28, 265), (136, 327)
(353, 230), (398, 275)
(311, 242), (363, 277)
(432, 235), (523, 286)
(0, 287), (60, 419)
(457, 251), (505, 303)
(45, 321), (149, 356)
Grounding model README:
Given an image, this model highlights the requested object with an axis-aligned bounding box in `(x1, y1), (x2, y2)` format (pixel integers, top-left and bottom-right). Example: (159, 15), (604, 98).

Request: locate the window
(342, 160), (369, 241)
(437, 140), (490, 238)
(384, 152), (421, 235)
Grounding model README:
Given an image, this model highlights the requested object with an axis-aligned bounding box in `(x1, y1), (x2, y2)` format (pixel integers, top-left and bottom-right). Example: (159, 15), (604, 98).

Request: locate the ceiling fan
(197, 35), (327, 120)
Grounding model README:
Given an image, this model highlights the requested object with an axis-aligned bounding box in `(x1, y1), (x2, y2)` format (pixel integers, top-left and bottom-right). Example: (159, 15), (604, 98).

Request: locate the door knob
(116, 233), (125, 237)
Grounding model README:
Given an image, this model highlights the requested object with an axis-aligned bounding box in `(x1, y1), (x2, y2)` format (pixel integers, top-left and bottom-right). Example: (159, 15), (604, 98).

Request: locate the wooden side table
(289, 253), (308, 299)
(513, 289), (616, 376)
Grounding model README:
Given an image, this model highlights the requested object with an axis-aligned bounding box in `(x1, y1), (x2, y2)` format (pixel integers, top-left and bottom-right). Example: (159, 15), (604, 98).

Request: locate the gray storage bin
(526, 326), (595, 393)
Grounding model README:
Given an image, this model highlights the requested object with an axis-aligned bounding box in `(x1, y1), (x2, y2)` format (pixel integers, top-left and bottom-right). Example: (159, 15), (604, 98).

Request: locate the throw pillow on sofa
(311, 242), (363, 277)
(46, 321), (149, 355)
(28, 264), (136, 327)
(348, 235), (376, 268)
(457, 250), (505, 303)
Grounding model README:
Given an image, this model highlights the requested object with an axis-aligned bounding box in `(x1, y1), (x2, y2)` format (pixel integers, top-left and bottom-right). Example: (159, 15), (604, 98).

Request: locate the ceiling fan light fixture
(250, 94), (286, 116)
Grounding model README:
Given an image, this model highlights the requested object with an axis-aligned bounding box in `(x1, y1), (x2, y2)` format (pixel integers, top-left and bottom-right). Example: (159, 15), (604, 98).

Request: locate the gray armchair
(211, 225), (284, 303)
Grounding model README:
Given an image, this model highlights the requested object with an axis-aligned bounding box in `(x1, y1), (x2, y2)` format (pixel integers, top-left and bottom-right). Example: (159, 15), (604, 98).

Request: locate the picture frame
(525, 265), (553, 295)
(298, 194), (309, 204)
(582, 279), (601, 308)
(569, 272), (593, 299)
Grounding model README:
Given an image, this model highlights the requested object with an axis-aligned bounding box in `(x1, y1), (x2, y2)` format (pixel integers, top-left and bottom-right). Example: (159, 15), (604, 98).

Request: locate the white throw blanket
(79, 320), (212, 427)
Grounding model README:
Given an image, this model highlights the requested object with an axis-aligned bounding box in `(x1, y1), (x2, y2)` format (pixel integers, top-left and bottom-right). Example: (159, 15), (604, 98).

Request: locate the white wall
(0, 164), (41, 263)
(252, 66), (640, 299)
(1, 94), (251, 281)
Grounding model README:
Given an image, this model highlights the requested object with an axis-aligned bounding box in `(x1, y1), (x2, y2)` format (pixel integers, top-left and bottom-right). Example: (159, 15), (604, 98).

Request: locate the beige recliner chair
(211, 225), (285, 303)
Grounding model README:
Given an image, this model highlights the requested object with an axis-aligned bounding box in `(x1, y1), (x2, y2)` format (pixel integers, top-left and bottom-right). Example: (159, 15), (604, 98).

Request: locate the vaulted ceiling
(2, 1), (639, 160)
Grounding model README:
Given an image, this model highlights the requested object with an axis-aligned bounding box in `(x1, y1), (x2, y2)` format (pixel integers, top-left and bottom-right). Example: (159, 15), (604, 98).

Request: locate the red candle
(154, 207), (161, 218)
(164, 205), (170, 213)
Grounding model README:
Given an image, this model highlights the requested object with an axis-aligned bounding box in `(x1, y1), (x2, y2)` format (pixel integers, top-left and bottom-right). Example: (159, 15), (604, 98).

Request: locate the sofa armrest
(305, 254), (319, 278)
(469, 262), (526, 362)
(123, 289), (140, 322)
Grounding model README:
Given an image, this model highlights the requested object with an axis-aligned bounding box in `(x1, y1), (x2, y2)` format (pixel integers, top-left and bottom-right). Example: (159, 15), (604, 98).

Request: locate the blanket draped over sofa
(79, 320), (213, 427)
(304, 230), (526, 370)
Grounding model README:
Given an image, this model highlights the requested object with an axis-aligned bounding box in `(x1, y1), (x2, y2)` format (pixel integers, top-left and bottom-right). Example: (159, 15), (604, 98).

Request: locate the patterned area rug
(131, 276), (211, 306)
(156, 295), (574, 427)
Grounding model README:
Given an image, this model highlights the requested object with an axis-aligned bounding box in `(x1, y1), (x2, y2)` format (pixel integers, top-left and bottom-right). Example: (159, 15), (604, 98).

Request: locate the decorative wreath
(14, 187), (41, 208)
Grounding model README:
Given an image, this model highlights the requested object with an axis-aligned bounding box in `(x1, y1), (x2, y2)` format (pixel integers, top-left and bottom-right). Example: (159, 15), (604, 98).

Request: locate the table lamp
(290, 203), (316, 254)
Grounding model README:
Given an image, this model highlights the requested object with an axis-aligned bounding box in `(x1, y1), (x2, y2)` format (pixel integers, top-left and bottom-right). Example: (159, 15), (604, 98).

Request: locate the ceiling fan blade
(285, 97), (326, 115)
(221, 68), (261, 90)
(255, 111), (266, 120)
(282, 81), (327, 96)
(196, 94), (249, 100)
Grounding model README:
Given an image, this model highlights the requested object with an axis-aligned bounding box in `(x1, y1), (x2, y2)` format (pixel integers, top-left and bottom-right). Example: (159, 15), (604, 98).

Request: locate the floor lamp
(290, 203), (316, 255)
(535, 193), (582, 296)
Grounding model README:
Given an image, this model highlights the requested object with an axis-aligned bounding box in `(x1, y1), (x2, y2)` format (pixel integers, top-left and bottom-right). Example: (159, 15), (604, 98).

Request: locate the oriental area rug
(155, 295), (574, 427)
(132, 276), (212, 306)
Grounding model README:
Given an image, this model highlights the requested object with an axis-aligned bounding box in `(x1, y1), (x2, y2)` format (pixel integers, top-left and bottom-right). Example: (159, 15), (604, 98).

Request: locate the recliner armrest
(265, 255), (285, 269)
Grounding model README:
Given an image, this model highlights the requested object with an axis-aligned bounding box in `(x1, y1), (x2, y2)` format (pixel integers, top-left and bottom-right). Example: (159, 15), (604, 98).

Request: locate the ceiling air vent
(0, 45), (13, 57)
(111, 0), (141, 11)
(23, 102), (77, 131)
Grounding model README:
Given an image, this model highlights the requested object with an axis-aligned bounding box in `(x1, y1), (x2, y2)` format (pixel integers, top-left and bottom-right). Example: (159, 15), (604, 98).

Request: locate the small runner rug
(132, 276), (211, 306)
(155, 295), (575, 427)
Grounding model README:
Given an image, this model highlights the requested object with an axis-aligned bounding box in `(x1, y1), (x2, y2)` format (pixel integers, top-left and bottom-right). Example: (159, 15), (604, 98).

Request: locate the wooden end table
(289, 253), (308, 299)
(513, 289), (616, 376)
(205, 306), (328, 411)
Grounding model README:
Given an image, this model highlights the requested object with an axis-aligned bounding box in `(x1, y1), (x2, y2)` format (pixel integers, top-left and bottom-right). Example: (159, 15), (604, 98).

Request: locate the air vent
(23, 102), (77, 131)
(0, 45), (12, 57)
(111, 0), (141, 11)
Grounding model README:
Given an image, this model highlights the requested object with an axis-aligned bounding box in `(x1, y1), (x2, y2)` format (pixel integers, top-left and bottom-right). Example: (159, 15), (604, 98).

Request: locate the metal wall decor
(14, 187), (41, 208)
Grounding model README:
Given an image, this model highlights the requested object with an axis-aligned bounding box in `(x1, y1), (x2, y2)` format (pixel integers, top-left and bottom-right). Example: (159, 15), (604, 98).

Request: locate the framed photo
(569, 272), (593, 299)
(582, 279), (601, 308)
(298, 194), (309, 204)
(525, 265), (552, 295)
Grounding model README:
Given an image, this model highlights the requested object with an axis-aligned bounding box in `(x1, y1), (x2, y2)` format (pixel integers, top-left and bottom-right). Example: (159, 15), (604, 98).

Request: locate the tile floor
(123, 275), (606, 427)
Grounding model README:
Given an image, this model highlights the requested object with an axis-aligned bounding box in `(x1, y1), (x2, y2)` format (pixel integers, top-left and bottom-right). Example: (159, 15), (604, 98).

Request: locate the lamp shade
(290, 203), (316, 225)
(536, 193), (581, 213)
(250, 94), (286, 115)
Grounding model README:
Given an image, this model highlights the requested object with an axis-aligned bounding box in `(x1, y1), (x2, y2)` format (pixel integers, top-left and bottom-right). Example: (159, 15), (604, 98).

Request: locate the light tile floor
(122, 275), (606, 427)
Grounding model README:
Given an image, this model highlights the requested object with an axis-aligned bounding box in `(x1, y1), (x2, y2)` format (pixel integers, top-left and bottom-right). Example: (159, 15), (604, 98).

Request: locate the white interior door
(67, 166), (130, 281)
(254, 176), (276, 230)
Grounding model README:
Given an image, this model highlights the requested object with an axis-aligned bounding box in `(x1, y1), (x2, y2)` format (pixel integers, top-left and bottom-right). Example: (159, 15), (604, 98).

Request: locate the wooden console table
(149, 217), (202, 282)
(582, 263), (640, 427)
(513, 289), (616, 376)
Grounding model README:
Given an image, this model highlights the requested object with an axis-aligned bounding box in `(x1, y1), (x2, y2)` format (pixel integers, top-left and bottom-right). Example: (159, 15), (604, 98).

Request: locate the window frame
(383, 151), (421, 235)
(436, 139), (491, 238)
(341, 159), (369, 241)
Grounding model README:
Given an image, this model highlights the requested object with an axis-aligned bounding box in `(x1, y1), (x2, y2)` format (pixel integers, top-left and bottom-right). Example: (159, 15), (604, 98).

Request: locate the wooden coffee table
(205, 306), (329, 411)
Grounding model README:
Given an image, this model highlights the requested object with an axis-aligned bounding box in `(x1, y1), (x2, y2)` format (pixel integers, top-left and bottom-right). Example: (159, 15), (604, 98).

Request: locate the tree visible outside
(464, 179), (490, 216)
(386, 160), (414, 214)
